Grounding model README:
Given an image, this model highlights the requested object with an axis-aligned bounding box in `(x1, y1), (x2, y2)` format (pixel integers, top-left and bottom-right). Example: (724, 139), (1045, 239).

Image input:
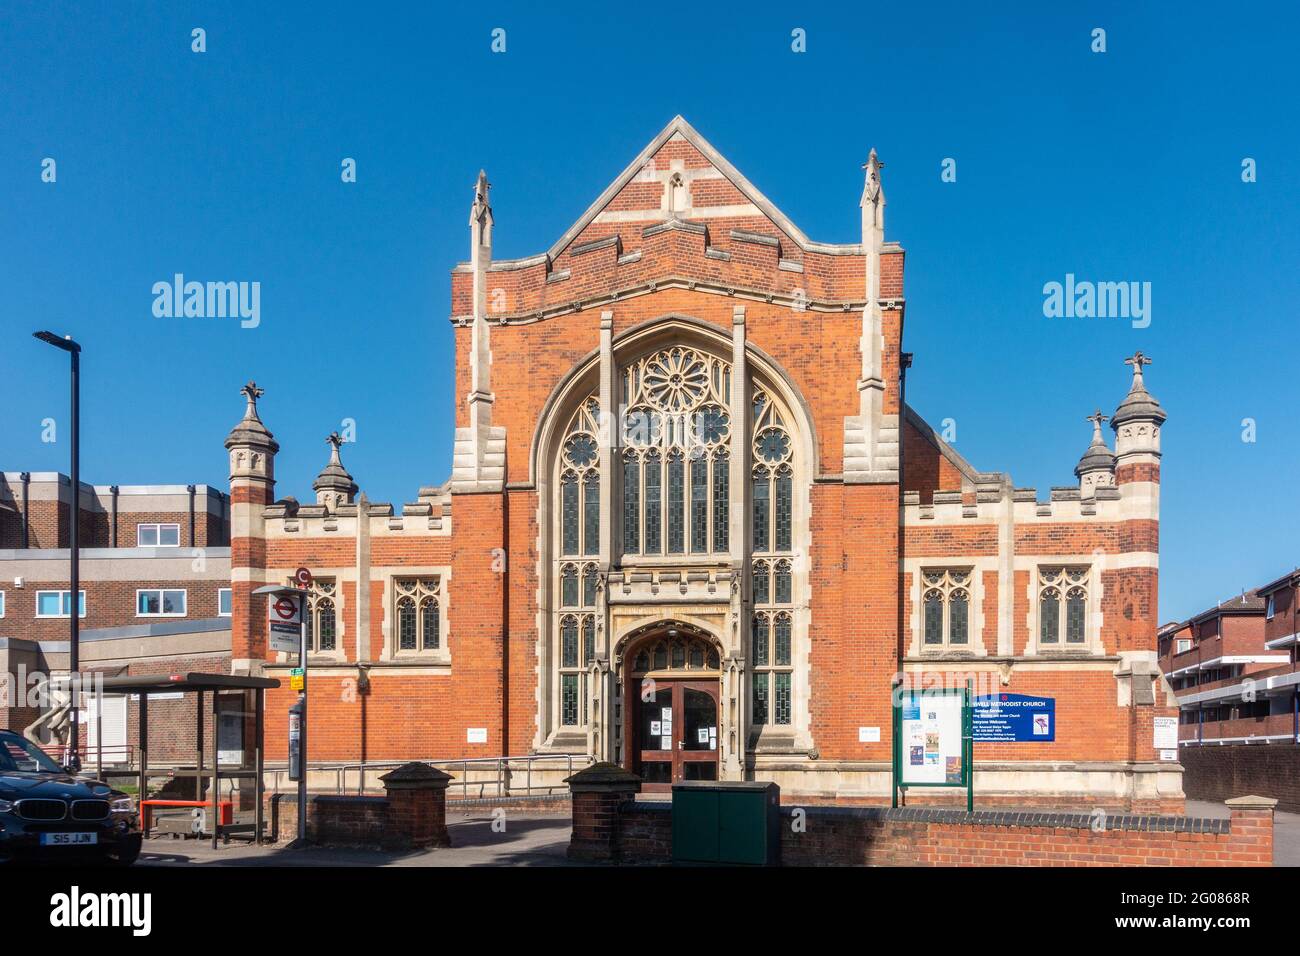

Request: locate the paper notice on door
(697, 727), (709, 744)
(650, 721), (661, 736)
(709, 727), (717, 750)
(661, 736), (672, 750)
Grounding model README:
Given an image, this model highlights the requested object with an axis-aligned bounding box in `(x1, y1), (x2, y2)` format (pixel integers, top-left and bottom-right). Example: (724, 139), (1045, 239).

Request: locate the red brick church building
(226, 116), (1181, 808)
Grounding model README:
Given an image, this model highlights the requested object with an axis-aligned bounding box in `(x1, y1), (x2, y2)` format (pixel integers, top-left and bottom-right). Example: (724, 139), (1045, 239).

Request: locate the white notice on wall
(467, 728), (488, 744)
(1160, 749), (1178, 762)
(858, 726), (881, 743)
(1152, 716), (1178, 750)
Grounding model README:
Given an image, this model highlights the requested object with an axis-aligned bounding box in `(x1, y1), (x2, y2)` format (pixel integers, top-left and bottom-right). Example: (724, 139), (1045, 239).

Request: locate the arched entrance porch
(619, 623), (723, 792)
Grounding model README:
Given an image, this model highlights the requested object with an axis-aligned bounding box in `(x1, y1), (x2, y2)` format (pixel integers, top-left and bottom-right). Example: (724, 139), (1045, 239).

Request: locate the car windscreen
(0, 734), (63, 773)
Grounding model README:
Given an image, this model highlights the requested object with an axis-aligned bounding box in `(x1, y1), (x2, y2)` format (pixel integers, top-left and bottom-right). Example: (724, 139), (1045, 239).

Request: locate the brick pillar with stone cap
(380, 762), (453, 849)
(1225, 795), (1277, 866)
(566, 762), (641, 862)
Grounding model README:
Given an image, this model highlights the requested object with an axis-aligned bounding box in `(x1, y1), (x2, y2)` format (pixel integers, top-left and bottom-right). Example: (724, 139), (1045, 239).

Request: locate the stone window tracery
(620, 348), (731, 556)
(558, 561), (599, 726)
(920, 569), (972, 649)
(561, 397), (601, 557)
(751, 556), (794, 727)
(1038, 566), (1089, 648)
(394, 578), (442, 655)
(751, 390), (793, 555)
(305, 579), (337, 654)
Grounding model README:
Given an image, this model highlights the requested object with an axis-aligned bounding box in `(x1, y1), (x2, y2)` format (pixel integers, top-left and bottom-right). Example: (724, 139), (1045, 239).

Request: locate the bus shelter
(94, 672), (280, 849)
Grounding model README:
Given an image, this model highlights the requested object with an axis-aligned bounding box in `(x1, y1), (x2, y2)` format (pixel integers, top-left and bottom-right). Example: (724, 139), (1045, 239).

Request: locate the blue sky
(1, 1), (1295, 621)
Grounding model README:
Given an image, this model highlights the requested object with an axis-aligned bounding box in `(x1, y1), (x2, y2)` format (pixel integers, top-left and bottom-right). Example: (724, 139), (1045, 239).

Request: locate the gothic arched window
(752, 390), (793, 555)
(393, 578), (442, 656)
(306, 579), (337, 653)
(560, 397), (601, 557)
(920, 569), (970, 650)
(620, 348), (731, 556)
(557, 561), (599, 727)
(1038, 567), (1090, 648)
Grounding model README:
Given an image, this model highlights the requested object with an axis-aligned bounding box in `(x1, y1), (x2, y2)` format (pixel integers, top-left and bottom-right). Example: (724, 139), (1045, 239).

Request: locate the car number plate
(41, 832), (98, 846)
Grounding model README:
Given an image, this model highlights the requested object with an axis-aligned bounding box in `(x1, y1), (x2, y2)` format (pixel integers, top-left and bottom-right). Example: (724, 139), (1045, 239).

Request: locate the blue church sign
(972, 694), (1055, 742)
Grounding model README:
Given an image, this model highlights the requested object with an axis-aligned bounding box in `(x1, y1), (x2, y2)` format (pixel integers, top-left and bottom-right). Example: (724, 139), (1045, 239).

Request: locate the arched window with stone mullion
(618, 347), (732, 559)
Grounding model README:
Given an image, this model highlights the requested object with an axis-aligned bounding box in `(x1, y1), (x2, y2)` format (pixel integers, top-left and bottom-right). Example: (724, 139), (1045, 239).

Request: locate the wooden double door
(631, 679), (720, 791)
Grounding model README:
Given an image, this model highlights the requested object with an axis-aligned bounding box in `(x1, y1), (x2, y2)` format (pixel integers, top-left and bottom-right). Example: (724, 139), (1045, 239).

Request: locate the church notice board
(892, 685), (973, 811)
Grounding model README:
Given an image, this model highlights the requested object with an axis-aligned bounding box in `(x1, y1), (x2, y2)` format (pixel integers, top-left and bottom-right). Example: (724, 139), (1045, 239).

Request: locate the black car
(0, 730), (142, 865)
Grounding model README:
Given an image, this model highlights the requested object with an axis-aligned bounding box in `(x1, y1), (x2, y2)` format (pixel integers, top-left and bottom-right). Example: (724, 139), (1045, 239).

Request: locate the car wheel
(105, 835), (143, 866)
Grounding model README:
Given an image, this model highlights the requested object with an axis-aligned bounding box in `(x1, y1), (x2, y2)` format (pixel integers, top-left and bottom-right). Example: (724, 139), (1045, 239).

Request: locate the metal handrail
(264, 753), (594, 799)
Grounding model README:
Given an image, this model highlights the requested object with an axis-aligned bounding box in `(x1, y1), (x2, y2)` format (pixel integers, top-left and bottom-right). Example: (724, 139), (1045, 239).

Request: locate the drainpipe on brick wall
(187, 484), (196, 547)
(108, 485), (118, 548)
(19, 472), (30, 548)
(898, 353), (912, 667)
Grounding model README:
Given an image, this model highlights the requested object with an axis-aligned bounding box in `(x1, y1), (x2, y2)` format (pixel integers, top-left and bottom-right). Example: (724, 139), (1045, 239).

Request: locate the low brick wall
(266, 761), (451, 850)
(447, 794), (572, 814)
(594, 799), (1274, 866)
(1181, 743), (1300, 813)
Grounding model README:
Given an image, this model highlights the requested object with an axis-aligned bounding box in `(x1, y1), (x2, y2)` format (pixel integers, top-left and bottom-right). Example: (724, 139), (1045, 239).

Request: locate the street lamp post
(34, 331), (82, 772)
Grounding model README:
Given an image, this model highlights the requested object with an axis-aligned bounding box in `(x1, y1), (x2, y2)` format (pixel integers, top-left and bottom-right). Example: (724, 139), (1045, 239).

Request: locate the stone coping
(620, 801), (1234, 834)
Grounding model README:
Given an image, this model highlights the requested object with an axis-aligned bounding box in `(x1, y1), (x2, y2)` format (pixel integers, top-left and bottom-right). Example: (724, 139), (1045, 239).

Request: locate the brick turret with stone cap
(1075, 409), (1117, 497)
(312, 432), (358, 512)
(225, 381), (279, 674)
(224, 381), (279, 499)
(1111, 350), (1167, 484)
(1106, 352), (1169, 733)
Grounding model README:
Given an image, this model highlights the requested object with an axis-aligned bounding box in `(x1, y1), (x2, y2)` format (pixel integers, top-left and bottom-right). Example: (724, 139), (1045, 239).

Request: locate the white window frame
(135, 588), (188, 618)
(137, 522), (181, 547)
(0, 590), (5, 618)
(1266, 595), (1275, 620)
(218, 587), (233, 617)
(35, 590), (86, 618)
(1175, 637), (1192, 655)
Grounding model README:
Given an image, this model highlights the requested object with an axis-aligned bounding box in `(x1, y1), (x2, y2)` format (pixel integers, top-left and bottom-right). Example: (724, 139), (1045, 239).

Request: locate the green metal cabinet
(671, 781), (781, 865)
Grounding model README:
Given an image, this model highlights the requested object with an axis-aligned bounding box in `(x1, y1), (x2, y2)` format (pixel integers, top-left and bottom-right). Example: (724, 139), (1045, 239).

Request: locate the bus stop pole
(211, 690), (219, 850)
(297, 596), (307, 843)
(255, 689), (264, 846)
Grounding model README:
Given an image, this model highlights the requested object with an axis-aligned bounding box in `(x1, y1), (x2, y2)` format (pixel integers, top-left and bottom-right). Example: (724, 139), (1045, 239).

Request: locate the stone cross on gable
(1124, 351), (1152, 388)
(326, 431), (345, 462)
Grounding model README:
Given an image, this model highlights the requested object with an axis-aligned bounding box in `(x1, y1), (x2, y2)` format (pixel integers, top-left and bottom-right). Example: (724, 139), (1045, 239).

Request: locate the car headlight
(110, 797), (135, 813)
(0, 799), (12, 813)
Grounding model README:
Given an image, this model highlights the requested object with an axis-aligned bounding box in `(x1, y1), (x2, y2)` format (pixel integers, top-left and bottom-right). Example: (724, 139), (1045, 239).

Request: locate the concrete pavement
(138, 810), (574, 867)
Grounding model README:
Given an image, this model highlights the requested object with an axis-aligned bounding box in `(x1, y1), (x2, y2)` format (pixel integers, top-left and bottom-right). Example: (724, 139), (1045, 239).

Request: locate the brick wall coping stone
(379, 761), (453, 790)
(1224, 795), (1278, 810)
(564, 762), (642, 793)
(619, 801), (1239, 835)
(448, 793), (571, 808)
(311, 794), (388, 805)
(759, 804), (1233, 835)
